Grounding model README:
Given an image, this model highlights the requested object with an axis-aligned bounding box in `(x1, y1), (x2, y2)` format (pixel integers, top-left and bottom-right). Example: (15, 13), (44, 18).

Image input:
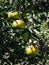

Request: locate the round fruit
(25, 45), (39, 55)
(25, 45), (33, 55)
(8, 11), (20, 19)
(21, 29), (31, 42)
(21, 32), (29, 42)
(31, 45), (39, 55)
(11, 21), (18, 27)
(11, 20), (25, 29)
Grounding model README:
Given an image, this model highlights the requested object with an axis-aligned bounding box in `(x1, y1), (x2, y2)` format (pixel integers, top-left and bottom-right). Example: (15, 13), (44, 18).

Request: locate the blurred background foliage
(0, 0), (49, 65)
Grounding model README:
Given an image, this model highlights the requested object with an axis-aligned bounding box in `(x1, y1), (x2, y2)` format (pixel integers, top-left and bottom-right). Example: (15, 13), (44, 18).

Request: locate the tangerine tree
(0, 0), (49, 65)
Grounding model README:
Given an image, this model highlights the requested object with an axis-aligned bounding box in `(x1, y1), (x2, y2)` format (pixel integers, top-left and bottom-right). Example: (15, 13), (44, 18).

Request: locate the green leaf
(0, 2), (3, 5)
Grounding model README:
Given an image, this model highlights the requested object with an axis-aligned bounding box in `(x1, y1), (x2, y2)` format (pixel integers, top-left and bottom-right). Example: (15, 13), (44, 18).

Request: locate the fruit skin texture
(25, 45), (39, 55)
(25, 45), (33, 55)
(11, 20), (25, 29)
(21, 32), (29, 42)
(21, 29), (31, 42)
(8, 11), (20, 19)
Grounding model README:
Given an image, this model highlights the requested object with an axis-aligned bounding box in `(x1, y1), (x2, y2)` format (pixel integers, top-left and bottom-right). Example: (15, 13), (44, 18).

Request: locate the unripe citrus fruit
(11, 20), (25, 29)
(31, 45), (39, 55)
(8, 11), (20, 19)
(21, 29), (31, 42)
(25, 45), (39, 55)
(25, 45), (33, 55)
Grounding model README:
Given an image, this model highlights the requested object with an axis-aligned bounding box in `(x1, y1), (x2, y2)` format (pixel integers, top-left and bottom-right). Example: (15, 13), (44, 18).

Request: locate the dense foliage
(0, 0), (49, 65)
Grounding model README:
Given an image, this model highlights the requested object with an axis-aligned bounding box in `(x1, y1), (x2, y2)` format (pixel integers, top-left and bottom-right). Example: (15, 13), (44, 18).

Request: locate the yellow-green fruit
(31, 45), (39, 55)
(11, 21), (18, 27)
(25, 45), (39, 55)
(11, 20), (25, 29)
(25, 46), (33, 54)
(21, 29), (30, 42)
(8, 11), (20, 19)
(21, 32), (29, 42)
